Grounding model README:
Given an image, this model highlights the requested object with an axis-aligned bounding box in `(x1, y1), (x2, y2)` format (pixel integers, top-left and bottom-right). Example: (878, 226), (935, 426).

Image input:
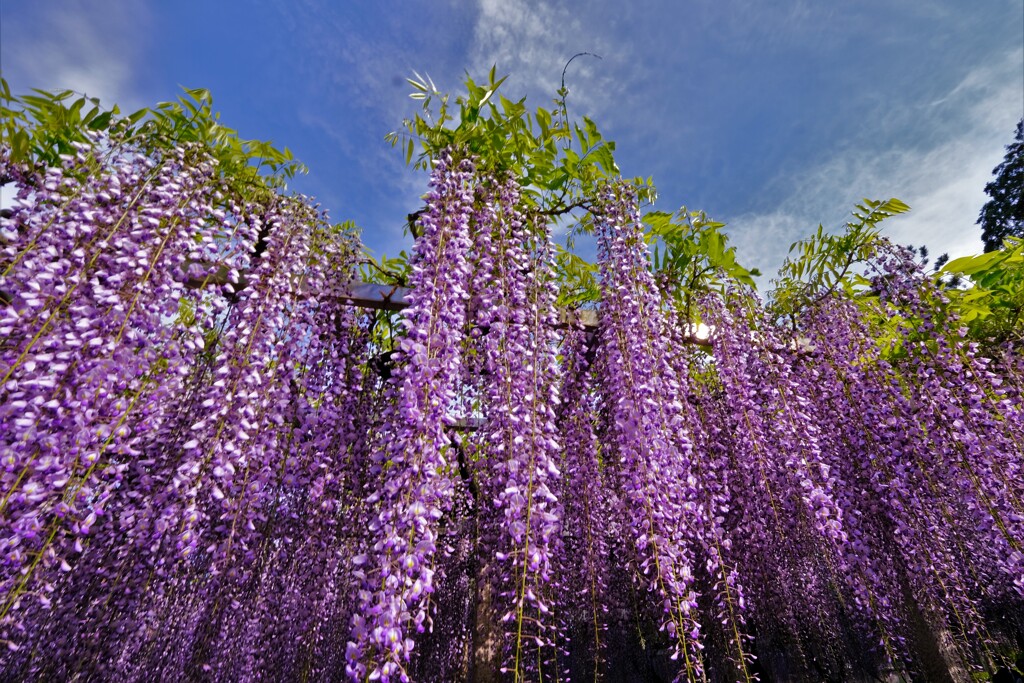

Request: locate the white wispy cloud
(471, 0), (580, 91)
(725, 47), (1024, 286)
(1, 1), (150, 209)
(469, 0), (623, 118)
(2, 0), (149, 111)
(257, 0), (462, 259)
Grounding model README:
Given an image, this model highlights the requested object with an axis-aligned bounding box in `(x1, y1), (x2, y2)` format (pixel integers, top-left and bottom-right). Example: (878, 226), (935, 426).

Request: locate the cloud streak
(2, 0), (149, 111)
(0, 1), (148, 209)
(724, 47), (1024, 285)
(469, 0), (625, 119)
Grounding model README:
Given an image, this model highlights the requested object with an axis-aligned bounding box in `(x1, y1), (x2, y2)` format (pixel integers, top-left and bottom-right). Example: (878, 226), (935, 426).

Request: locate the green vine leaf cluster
(387, 65), (631, 216)
(941, 237), (1024, 346)
(381, 68), (758, 315)
(770, 197), (911, 318)
(645, 206), (761, 320)
(1, 79), (306, 202)
(20, 70), (1021, 350)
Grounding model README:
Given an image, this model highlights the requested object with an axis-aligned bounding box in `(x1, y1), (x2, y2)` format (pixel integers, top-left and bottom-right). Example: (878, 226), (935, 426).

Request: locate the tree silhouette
(979, 119), (1024, 252)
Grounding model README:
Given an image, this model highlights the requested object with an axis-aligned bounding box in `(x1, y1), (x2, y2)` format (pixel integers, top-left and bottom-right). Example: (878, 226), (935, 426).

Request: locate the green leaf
(11, 129), (29, 162)
(944, 251), (1002, 275)
(185, 87), (212, 103)
(880, 197), (911, 215)
(68, 97), (85, 120)
(591, 145), (618, 175)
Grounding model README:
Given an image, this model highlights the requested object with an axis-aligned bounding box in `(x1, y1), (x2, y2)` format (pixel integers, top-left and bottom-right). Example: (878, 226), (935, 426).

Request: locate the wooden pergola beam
(180, 263), (713, 344)
(342, 282), (602, 328)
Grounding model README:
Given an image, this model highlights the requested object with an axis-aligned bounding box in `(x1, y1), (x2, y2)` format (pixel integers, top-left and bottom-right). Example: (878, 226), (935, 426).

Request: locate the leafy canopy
(979, 119), (1024, 253)
(940, 237), (1024, 347)
(382, 66), (759, 312)
(12, 71), (1019, 350)
(0, 79), (306, 201)
(770, 197), (911, 318)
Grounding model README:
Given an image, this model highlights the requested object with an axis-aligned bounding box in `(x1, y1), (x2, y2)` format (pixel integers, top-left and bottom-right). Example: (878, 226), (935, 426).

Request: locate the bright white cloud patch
(0, 1), (149, 209)
(472, 0), (576, 92)
(726, 48), (1024, 286)
(470, 0), (618, 116)
(4, 0), (149, 110)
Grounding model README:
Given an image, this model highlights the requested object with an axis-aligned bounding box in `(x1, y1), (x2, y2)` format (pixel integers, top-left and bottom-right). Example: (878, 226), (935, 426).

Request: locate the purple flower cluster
(0, 132), (367, 679)
(592, 182), (706, 679)
(665, 324), (755, 680)
(1, 140), (224, 622)
(1, 134), (1022, 682)
(554, 325), (613, 679)
(467, 176), (563, 679)
(704, 295), (892, 671)
(346, 153), (475, 682)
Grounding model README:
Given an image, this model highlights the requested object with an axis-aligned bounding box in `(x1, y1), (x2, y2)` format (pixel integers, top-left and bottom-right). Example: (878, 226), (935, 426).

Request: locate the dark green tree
(979, 118), (1024, 252)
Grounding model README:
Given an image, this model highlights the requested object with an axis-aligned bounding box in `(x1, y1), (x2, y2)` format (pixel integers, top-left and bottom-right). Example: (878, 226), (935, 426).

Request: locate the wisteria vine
(0, 127), (1021, 683)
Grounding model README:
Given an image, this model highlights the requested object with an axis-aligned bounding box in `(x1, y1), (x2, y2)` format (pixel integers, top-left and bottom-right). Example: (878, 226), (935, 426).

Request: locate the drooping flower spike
(1, 132), (1021, 683)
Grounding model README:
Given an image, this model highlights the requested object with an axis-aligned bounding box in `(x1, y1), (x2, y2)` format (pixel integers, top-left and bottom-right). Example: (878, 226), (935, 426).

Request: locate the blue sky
(2, 0), (1022, 284)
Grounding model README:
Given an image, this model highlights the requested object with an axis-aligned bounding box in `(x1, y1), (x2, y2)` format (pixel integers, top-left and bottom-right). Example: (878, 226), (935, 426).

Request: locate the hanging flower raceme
(0, 139), (230, 639)
(663, 322), (755, 681)
(179, 212), (369, 681)
(466, 175), (564, 680)
(592, 180), (706, 680)
(346, 151), (476, 682)
(863, 247), (1024, 645)
(707, 288), (945, 676)
(554, 324), (613, 679)
(0, 129), (363, 679)
(796, 294), (984, 666)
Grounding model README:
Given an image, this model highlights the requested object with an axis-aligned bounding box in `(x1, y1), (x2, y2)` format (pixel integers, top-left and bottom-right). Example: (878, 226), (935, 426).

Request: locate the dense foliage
(0, 75), (1022, 682)
(979, 119), (1024, 253)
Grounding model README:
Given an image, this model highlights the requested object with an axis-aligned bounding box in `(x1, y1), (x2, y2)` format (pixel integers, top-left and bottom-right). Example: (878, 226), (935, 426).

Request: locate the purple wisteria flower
(466, 175), (564, 680)
(592, 181), (705, 681)
(346, 151), (475, 682)
(1, 128), (1021, 682)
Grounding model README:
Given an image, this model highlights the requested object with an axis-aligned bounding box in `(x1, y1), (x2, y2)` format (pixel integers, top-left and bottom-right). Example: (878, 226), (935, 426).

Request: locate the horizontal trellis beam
(180, 264), (714, 344)
(342, 282), (604, 329)
(341, 283), (724, 349)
